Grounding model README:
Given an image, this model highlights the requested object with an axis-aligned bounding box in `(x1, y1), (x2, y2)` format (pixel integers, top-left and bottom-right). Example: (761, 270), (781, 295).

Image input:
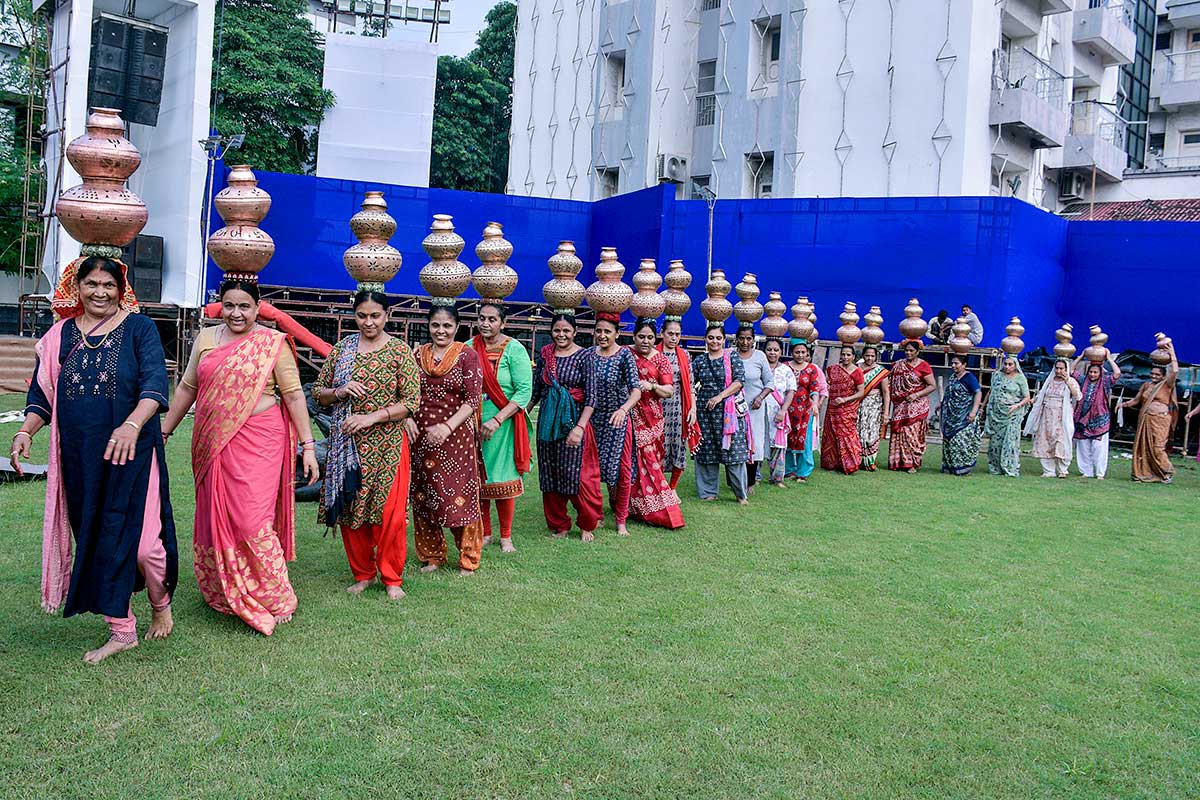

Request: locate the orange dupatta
(657, 342), (702, 453)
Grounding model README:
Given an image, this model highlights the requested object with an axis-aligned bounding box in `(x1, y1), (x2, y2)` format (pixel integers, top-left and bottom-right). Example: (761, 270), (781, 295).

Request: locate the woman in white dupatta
(1023, 358), (1081, 478)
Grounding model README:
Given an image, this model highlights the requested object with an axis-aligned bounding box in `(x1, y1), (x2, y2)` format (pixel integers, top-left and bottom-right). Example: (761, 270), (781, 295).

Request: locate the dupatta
(472, 335), (532, 474)
(324, 335), (363, 527)
(34, 320), (70, 612)
(657, 342), (702, 453)
(192, 327), (296, 560)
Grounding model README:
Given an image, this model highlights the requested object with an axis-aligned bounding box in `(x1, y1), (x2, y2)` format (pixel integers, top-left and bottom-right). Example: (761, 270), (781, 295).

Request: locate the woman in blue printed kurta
(692, 325), (749, 503)
(588, 313), (641, 535)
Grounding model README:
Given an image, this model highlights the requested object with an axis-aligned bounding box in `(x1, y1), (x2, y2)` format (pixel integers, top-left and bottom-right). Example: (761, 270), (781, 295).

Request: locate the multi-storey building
(508, 0), (1196, 211)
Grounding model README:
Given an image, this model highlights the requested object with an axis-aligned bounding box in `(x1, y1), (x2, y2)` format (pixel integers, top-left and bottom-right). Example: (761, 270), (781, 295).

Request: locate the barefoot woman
(405, 304), (486, 575)
(13, 257), (177, 663)
(163, 278), (319, 635)
(313, 290), (420, 600)
(628, 318), (685, 529)
(589, 313), (642, 535)
(472, 302), (534, 553)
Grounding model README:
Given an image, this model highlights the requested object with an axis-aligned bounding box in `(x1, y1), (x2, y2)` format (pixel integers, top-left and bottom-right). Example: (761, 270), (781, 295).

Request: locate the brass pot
(1150, 332), (1172, 366)
(1082, 324), (1109, 363)
(630, 259), (666, 319)
(1052, 323), (1076, 359)
(699, 268), (733, 323)
(760, 291), (789, 338)
(471, 221), (518, 300)
(788, 296), (814, 341)
(343, 191), (402, 288)
(733, 273), (764, 324)
(861, 305), (884, 345)
(660, 259), (692, 319)
(585, 246), (633, 314)
(948, 317), (972, 354)
(543, 240), (586, 311)
(898, 297), (927, 341)
(836, 301), (862, 345)
(420, 214), (471, 303)
(207, 164), (274, 274)
(1000, 316), (1025, 355)
(56, 108), (147, 247)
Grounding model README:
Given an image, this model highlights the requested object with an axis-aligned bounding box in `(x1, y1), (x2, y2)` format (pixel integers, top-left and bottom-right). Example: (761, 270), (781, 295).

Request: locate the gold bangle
(122, 420), (141, 431)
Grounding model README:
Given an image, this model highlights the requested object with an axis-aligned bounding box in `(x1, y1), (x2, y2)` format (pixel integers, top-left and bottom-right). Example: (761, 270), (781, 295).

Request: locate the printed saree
(820, 363), (863, 474)
(629, 350), (685, 529)
(888, 357), (933, 470)
(985, 371), (1029, 477)
(940, 372), (981, 476)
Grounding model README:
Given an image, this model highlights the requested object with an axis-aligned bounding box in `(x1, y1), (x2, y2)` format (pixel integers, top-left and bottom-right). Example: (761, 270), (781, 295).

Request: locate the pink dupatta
(35, 320), (70, 612)
(720, 349), (743, 451)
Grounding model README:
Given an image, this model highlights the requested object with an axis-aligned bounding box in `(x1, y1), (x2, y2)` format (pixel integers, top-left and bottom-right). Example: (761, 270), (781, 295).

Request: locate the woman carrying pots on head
(313, 290), (420, 600)
(856, 345), (890, 472)
(735, 325), (775, 492)
(1024, 357), (1082, 479)
(627, 318), (685, 529)
(587, 312), (642, 536)
(163, 276), (319, 635)
(984, 354), (1032, 477)
(785, 339), (826, 483)
(761, 338), (797, 487)
(529, 313), (603, 540)
(656, 317), (700, 490)
(887, 340), (937, 473)
(472, 302), (534, 553)
(403, 304), (485, 575)
(13, 256), (178, 663)
(693, 323), (750, 503)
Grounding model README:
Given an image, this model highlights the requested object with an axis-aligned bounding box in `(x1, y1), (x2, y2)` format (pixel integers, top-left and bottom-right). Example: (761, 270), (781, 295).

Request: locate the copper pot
(630, 259), (666, 319)
(343, 191), (402, 288)
(420, 214), (471, 303)
(898, 297), (927, 341)
(948, 317), (972, 354)
(1150, 332), (1173, 366)
(1053, 323), (1076, 358)
(861, 306), (884, 345)
(1082, 324), (1109, 363)
(207, 164), (274, 274)
(760, 291), (788, 338)
(585, 246), (633, 314)
(836, 301), (862, 345)
(732, 273), (764, 324)
(788, 296), (814, 341)
(699, 268), (733, 323)
(660, 259), (692, 319)
(471, 221), (518, 300)
(1000, 316), (1025, 355)
(56, 108), (147, 247)
(543, 240), (586, 311)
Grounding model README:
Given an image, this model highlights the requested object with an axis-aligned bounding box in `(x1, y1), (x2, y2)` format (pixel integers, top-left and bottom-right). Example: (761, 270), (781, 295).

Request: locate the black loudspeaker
(122, 234), (164, 303)
(88, 13), (168, 127)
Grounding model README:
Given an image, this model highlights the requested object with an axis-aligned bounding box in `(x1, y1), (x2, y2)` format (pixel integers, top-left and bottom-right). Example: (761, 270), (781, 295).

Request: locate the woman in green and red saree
(887, 340), (937, 473)
(856, 346), (889, 471)
(472, 302), (534, 552)
(163, 278), (319, 635)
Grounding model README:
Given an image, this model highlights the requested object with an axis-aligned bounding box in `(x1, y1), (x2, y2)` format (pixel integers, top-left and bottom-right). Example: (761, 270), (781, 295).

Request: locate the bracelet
(123, 420), (141, 431)
(12, 431), (32, 442)
(300, 439), (315, 446)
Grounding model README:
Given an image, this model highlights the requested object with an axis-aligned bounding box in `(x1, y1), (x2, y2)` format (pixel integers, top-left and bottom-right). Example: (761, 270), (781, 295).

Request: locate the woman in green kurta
(984, 355), (1032, 477)
(472, 302), (534, 552)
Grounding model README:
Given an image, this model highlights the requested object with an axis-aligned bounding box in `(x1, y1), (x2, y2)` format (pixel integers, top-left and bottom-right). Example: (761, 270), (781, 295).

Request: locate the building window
(751, 17), (781, 96)
(597, 167), (619, 199)
(1155, 30), (1171, 50)
(696, 60), (716, 126)
(701, 0), (720, 10)
(1148, 132), (1165, 153)
(604, 51), (626, 119)
(1182, 131), (1200, 149)
(746, 151), (774, 198)
(1119, 0), (1155, 168)
(690, 175), (711, 199)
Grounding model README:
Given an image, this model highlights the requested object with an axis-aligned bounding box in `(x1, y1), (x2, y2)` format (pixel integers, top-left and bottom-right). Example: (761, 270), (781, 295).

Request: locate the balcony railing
(1163, 50), (1200, 83)
(1140, 154), (1200, 171)
(1069, 101), (1127, 149)
(1087, 0), (1133, 28)
(993, 48), (1067, 110)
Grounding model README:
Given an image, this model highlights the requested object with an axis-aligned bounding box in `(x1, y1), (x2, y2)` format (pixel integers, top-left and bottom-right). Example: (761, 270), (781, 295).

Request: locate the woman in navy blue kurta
(13, 257), (177, 663)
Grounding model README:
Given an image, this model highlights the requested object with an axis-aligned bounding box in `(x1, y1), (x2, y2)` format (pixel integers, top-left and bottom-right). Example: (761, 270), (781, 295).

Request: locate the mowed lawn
(0, 393), (1196, 799)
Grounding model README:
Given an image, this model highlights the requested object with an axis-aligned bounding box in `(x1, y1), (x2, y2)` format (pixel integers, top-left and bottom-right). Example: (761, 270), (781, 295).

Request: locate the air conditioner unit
(1059, 171), (1086, 201)
(657, 153), (689, 183)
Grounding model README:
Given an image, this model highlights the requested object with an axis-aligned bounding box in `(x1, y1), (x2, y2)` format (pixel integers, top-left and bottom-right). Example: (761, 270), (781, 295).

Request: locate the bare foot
(275, 613), (293, 625)
(580, 530), (595, 543)
(458, 568), (475, 577)
(386, 585), (406, 601)
(500, 538), (516, 553)
(617, 524), (630, 536)
(481, 535), (493, 546)
(84, 636), (137, 664)
(420, 562), (440, 573)
(738, 498), (749, 506)
(346, 579), (374, 595)
(700, 497), (717, 502)
(552, 530), (568, 539)
(145, 606), (174, 640)
(906, 468), (917, 474)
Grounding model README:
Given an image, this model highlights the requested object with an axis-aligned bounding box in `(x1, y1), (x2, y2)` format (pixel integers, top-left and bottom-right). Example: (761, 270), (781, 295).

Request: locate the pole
(1089, 162), (1097, 219)
(706, 194), (714, 281)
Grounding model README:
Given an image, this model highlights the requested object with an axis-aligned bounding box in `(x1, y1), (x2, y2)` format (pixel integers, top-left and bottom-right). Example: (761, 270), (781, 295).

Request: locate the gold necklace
(80, 314), (120, 349)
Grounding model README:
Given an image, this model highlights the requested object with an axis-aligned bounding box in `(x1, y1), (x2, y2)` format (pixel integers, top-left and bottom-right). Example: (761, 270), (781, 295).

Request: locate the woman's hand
(832, 397), (845, 407)
(10, 434), (31, 476)
(566, 424), (584, 447)
(482, 417), (501, 441)
(341, 414), (375, 435)
(402, 418), (419, 441)
(968, 410), (977, 423)
(609, 407), (628, 428)
(425, 422), (452, 447)
(686, 407), (697, 426)
(638, 379), (654, 393)
(1007, 403), (1021, 413)
(774, 410), (786, 425)
(705, 396), (721, 411)
(104, 425), (139, 466)
(301, 448), (319, 485)
(339, 380), (368, 400)
(751, 396), (764, 410)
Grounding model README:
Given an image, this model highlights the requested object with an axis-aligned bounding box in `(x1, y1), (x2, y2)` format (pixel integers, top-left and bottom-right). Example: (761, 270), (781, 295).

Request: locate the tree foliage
(211, 0), (335, 174)
(429, 1), (515, 193)
(0, 0), (42, 273)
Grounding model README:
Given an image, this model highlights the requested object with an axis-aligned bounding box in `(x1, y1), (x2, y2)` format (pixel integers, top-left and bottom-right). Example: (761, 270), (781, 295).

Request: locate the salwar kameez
(985, 371), (1030, 477)
(786, 362), (826, 480)
(532, 346), (603, 534)
(739, 348), (774, 486)
(411, 343), (485, 571)
(474, 336), (534, 541)
(888, 357), (934, 471)
(1073, 370), (1114, 479)
(314, 335), (421, 587)
(693, 350), (749, 500)
(591, 347), (640, 526)
(629, 349), (685, 529)
(1026, 375), (1080, 478)
(857, 366), (888, 470)
(26, 314), (178, 642)
(764, 363), (796, 484)
(940, 372), (981, 476)
(821, 363), (864, 474)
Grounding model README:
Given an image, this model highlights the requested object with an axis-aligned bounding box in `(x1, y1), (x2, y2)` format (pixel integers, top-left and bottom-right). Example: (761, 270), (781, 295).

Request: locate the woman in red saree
(785, 340), (827, 482)
(163, 280), (319, 635)
(628, 319), (685, 529)
(887, 340), (937, 473)
(821, 345), (867, 474)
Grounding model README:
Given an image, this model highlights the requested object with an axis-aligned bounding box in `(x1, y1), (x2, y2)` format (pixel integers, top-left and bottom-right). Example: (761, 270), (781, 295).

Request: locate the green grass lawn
(0, 393), (1197, 799)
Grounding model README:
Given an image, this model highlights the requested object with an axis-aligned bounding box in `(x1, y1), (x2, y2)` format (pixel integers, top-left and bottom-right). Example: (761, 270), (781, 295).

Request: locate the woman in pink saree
(163, 280), (318, 635)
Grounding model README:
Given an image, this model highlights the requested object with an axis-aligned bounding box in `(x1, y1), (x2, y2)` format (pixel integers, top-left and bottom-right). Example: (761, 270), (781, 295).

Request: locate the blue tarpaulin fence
(208, 170), (1200, 360)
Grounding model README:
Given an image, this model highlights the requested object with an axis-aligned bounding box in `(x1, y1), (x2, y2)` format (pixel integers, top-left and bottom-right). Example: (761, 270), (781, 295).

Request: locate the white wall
(315, 31), (436, 188)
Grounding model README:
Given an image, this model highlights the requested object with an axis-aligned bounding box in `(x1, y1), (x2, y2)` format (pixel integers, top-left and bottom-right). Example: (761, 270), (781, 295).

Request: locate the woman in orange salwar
(163, 280), (319, 635)
(628, 319), (685, 530)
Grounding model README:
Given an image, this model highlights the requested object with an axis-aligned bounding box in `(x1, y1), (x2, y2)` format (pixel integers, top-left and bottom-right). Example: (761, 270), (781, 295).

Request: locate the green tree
(429, 1), (515, 193)
(211, 0), (335, 174)
(0, 0), (43, 274)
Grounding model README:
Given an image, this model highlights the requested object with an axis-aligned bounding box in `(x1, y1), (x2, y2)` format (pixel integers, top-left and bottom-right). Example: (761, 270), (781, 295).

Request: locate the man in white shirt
(961, 304), (984, 345)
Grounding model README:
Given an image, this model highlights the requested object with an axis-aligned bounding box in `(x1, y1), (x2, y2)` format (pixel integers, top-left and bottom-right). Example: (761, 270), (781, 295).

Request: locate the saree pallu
(985, 372), (1029, 477)
(820, 364), (863, 474)
(192, 330), (297, 636)
(857, 394), (884, 469)
(629, 352), (684, 529)
(888, 359), (932, 471)
(1132, 412), (1175, 483)
(940, 374), (981, 476)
